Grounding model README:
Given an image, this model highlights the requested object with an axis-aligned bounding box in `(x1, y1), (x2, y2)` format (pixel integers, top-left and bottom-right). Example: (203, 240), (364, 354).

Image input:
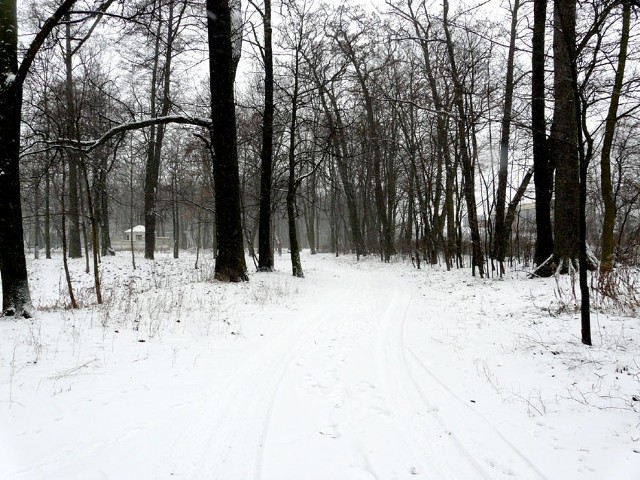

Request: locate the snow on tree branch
(55, 115), (212, 152)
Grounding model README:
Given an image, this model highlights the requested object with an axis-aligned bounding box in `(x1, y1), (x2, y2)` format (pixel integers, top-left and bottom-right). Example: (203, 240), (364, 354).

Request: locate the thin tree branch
(16, 0), (78, 87)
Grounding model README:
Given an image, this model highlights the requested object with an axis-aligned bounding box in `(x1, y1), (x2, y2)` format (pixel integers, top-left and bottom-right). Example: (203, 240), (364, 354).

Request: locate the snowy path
(3, 253), (639, 479)
(162, 263), (544, 479)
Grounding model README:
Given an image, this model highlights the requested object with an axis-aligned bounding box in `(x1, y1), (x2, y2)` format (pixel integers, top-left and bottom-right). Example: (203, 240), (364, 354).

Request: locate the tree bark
(532, 0), (554, 274)
(327, 91), (368, 258)
(257, 0), (275, 271)
(551, 0), (579, 271)
(302, 47), (367, 258)
(79, 158), (102, 304)
(144, 1), (162, 260)
(0, 1), (32, 316)
(207, 0), (248, 281)
(97, 151), (112, 256)
(61, 162), (78, 309)
(406, 0), (455, 267)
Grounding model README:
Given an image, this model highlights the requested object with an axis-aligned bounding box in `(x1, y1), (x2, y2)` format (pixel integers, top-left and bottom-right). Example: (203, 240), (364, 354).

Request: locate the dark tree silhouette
(532, 0), (554, 276)
(207, 0), (248, 281)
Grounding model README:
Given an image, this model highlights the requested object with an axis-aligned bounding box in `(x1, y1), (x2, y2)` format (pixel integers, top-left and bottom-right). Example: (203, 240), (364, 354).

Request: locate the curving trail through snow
(255, 264), (545, 480)
(2, 256), (555, 479)
(162, 261), (546, 480)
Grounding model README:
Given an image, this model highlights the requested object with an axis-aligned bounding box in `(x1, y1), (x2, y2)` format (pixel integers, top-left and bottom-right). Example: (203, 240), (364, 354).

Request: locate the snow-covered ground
(1, 251), (639, 479)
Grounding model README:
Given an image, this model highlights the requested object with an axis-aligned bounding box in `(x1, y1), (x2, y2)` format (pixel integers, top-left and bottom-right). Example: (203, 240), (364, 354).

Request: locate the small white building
(111, 225), (170, 252)
(124, 225), (146, 242)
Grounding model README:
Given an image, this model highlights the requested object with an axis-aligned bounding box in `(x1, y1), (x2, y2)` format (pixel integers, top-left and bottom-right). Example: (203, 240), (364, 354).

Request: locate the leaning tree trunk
(493, 0), (520, 276)
(207, 0), (248, 281)
(0, 3), (32, 316)
(600, 0), (630, 273)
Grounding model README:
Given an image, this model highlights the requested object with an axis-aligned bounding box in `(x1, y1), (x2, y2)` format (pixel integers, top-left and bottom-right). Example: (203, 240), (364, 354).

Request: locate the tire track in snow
(371, 275), (492, 479)
(166, 276), (356, 479)
(375, 273), (547, 479)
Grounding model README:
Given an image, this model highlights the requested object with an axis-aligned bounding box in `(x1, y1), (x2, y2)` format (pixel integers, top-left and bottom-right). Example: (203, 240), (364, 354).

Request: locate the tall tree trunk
(144, 1), (162, 260)
(207, 0), (248, 281)
(304, 172), (317, 255)
(327, 95), (368, 258)
(34, 172), (40, 260)
(79, 173), (90, 273)
(493, 0), (520, 276)
(65, 16), (82, 259)
(45, 165), (52, 259)
(532, 0), (554, 274)
(551, 0), (579, 271)
(0, 1), (32, 316)
(258, 0), (275, 271)
(129, 145), (137, 270)
(600, 0), (630, 272)
(172, 168), (179, 259)
(97, 150), (112, 256)
(286, 28), (303, 278)
(442, 0), (484, 277)
(145, 1), (180, 259)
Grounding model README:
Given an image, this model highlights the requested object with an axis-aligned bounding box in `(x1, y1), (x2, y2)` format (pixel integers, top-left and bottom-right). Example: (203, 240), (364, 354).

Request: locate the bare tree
(442, 0), (484, 277)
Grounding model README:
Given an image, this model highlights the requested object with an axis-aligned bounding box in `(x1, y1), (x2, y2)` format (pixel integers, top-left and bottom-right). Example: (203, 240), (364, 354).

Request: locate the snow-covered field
(1, 251), (639, 479)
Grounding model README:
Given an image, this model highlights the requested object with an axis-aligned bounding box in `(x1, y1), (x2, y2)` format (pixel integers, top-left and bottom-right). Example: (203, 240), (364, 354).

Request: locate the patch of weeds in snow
(475, 358), (554, 417)
(249, 275), (300, 307)
(591, 266), (640, 315)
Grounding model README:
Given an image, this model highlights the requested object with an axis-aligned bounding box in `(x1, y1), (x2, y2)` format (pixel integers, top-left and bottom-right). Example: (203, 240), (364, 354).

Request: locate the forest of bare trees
(2, 0), (640, 343)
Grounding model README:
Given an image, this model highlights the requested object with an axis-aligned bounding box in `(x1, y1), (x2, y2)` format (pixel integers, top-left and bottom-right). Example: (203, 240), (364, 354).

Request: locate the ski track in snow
(164, 276), (355, 479)
(5, 255), (637, 479)
(229, 264), (545, 480)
